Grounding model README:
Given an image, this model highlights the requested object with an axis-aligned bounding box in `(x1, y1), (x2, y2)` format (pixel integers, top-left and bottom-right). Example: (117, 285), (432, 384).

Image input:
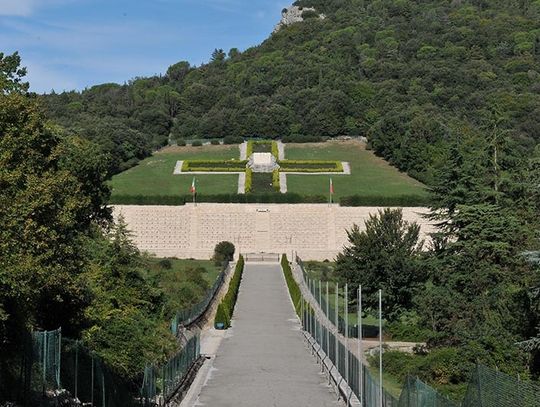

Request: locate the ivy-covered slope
(43, 0), (540, 182)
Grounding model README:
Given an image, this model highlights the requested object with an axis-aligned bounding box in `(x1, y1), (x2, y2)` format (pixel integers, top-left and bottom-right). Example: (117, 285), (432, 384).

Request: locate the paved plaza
(195, 263), (340, 406)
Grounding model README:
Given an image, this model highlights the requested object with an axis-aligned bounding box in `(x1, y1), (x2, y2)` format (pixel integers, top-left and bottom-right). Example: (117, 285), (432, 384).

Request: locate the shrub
(281, 254), (302, 315)
(223, 135), (244, 144)
(210, 139), (220, 145)
(177, 139), (187, 146)
(182, 159), (247, 172)
(213, 241), (235, 266)
(245, 168), (253, 193)
(278, 160), (343, 172)
(272, 169), (280, 192)
(214, 303), (229, 328)
(109, 193), (328, 205)
(271, 141), (279, 158)
(158, 259), (172, 269)
(214, 255), (245, 329)
(376, 348), (472, 386)
(191, 140), (203, 147)
(246, 141), (253, 157)
(339, 195), (431, 207)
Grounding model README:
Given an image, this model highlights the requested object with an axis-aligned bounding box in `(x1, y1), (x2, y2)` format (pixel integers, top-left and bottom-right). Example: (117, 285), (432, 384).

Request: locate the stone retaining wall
(113, 204), (434, 261)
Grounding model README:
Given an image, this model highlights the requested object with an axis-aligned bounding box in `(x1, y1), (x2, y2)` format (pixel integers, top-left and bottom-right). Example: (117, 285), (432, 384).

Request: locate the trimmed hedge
(109, 193), (430, 206)
(278, 160), (343, 172)
(245, 168), (253, 193)
(339, 194), (431, 207)
(281, 254), (302, 315)
(272, 169), (280, 192)
(182, 159), (247, 172)
(272, 141), (279, 159)
(215, 255), (245, 329)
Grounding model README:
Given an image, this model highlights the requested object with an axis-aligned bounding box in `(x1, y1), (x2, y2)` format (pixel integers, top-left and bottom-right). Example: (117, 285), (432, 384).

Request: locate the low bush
(281, 254), (302, 315)
(110, 193), (329, 205)
(245, 168), (253, 193)
(278, 160), (343, 172)
(272, 169), (280, 192)
(214, 255), (245, 329)
(177, 139), (187, 146)
(339, 195), (431, 207)
(210, 139), (220, 145)
(191, 140), (203, 147)
(214, 303), (230, 328)
(182, 159), (247, 172)
(271, 141), (279, 158)
(376, 348), (472, 387)
(213, 241), (235, 266)
(223, 135), (244, 144)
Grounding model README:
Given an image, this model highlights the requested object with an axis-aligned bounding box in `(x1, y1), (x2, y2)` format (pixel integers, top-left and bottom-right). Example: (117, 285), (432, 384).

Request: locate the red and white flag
(190, 177), (196, 194)
(330, 178), (334, 195)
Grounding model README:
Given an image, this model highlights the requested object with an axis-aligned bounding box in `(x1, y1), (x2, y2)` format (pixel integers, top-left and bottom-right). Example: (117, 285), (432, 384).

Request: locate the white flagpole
(379, 289), (383, 407)
(359, 285), (363, 406)
(326, 281), (329, 355)
(345, 283), (349, 406)
(335, 283), (339, 367)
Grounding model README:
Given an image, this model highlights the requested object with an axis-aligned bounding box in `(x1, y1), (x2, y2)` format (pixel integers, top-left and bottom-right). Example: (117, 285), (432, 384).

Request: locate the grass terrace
(110, 145), (239, 198)
(285, 141), (428, 200)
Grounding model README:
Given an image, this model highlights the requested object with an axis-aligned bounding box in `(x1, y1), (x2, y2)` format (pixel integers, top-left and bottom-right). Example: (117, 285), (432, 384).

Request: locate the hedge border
(182, 159), (248, 172)
(245, 168), (253, 193)
(281, 254), (302, 315)
(272, 169), (280, 192)
(278, 160), (343, 172)
(109, 193), (430, 206)
(214, 255), (245, 329)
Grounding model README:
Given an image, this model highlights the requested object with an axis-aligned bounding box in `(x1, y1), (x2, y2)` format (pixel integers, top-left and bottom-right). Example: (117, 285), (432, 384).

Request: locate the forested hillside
(43, 0), (540, 183)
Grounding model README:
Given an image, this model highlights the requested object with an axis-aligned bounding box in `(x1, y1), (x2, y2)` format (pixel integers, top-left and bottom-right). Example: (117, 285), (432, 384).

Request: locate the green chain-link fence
(461, 364), (540, 407)
(32, 328), (62, 392)
(296, 258), (540, 407)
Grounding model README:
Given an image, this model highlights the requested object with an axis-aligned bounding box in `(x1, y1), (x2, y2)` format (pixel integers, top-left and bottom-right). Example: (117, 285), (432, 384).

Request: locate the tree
(334, 209), (424, 320)
(213, 241), (235, 266)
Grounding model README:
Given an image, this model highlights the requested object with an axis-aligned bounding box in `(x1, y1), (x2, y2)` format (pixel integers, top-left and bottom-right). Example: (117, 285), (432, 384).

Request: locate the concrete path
(279, 172), (288, 193)
(194, 263), (339, 407)
(239, 142), (248, 160)
(237, 173), (246, 194)
(277, 140), (286, 160)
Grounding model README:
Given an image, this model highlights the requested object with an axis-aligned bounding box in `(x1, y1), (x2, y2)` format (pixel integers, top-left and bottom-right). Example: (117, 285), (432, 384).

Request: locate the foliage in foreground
(0, 58), (178, 392)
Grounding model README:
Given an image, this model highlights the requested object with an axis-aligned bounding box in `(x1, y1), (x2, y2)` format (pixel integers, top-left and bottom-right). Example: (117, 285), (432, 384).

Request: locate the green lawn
(110, 145), (240, 197)
(285, 142), (427, 199)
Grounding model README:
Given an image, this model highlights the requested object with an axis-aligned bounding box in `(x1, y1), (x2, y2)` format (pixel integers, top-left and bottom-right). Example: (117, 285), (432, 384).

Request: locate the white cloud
(0, 0), (35, 16)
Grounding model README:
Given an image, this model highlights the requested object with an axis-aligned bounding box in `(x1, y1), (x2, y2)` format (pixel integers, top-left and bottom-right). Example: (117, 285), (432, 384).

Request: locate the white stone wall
(113, 204), (435, 261)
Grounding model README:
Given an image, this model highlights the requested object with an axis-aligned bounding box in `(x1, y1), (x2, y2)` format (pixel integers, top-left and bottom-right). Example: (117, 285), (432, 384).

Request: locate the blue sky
(0, 0), (289, 93)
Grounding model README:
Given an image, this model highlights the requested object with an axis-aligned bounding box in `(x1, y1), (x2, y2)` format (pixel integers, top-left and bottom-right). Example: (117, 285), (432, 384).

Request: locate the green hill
(43, 0), (540, 184)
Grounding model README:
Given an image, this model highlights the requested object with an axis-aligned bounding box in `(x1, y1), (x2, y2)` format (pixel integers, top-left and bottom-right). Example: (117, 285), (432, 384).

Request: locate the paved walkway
(195, 263), (339, 407)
